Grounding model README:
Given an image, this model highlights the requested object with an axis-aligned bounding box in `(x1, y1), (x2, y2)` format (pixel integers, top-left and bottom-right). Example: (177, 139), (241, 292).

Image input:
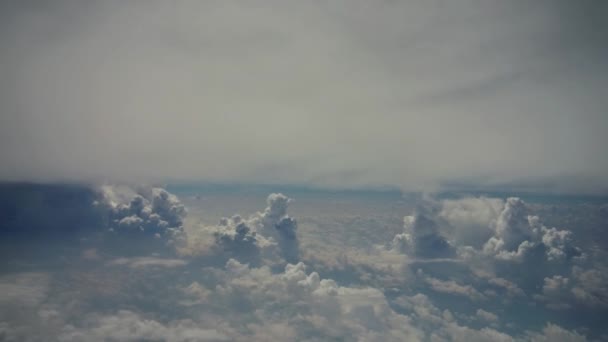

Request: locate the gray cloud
(0, 1), (607, 193)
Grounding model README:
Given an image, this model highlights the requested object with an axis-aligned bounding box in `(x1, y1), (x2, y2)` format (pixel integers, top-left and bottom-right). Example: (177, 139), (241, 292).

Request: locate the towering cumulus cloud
(482, 198), (582, 262)
(98, 186), (187, 243)
(392, 207), (455, 259)
(182, 193), (300, 266)
(257, 193), (300, 263)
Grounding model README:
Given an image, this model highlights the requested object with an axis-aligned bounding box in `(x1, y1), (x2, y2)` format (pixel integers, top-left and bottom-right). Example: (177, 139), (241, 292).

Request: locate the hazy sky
(1, 1), (607, 193)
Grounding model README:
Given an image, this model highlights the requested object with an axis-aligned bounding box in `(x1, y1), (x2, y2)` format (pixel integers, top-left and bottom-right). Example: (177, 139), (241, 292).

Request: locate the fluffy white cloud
(98, 186), (187, 242)
(386, 195), (604, 322)
(180, 193), (299, 265)
(434, 196), (583, 264)
(439, 197), (504, 248)
(392, 197), (582, 265)
(392, 212), (455, 259)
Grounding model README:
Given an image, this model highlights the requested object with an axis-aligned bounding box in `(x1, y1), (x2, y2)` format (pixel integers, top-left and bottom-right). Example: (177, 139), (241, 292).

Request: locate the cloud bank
(1, 183), (606, 340)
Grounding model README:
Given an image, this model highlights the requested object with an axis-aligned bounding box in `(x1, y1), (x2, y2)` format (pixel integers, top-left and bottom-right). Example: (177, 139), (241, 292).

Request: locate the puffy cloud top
(98, 186), (186, 242)
(482, 198), (581, 262)
(183, 193), (299, 265)
(393, 213), (455, 259)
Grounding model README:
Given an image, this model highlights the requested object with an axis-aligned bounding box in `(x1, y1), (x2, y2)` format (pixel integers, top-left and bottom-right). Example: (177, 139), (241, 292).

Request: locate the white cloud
(393, 213), (455, 259)
(98, 185), (187, 242)
(473, 198), (581, 263)
(180, 193), (299, 265)
(487, 198), (534, 253)
(439, 197), (504, 248)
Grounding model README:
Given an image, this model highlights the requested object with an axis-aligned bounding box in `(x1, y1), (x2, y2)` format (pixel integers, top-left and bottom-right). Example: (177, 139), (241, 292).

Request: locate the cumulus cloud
(439, 197), (504, 248)
(392, 211), (455, 259)
(0, 185), (604, 341)
(252, 193), (300, 263)
(391, 196), (582, 265)
(384, 195), (604, 318)
(211, 215), (263, 264)
(480, 198), (582, 263)
(181, 193), (299, 265)
(98, 186), (187, 242)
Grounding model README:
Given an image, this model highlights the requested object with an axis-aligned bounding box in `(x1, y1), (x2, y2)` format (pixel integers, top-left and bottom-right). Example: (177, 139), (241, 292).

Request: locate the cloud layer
(1, 1), (607, 192)
(0, 183), (606, 340)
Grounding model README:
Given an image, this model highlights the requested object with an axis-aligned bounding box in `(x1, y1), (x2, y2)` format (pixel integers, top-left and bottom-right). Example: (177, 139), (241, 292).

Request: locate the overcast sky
(1, 0), (607, 193)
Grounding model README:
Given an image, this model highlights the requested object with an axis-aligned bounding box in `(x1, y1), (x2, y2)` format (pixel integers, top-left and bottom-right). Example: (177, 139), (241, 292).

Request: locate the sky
(2, 3), (608, 340)
(1, 0), (607, 193)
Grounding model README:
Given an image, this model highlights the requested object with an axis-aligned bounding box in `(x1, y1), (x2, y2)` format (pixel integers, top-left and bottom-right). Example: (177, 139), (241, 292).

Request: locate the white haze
(1, 1), (607, 193)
